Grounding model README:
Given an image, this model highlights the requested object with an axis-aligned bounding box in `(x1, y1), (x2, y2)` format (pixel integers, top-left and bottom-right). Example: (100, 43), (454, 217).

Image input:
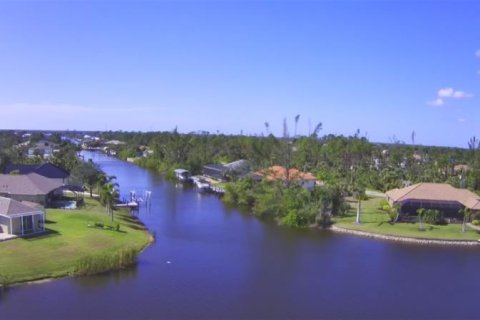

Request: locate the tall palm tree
(99, 176), (119, 221)
(417, 208), (426, 230)
(353, 185), (366, 224)
(460, 207), (471, 233)
(294, 114), (300, 137)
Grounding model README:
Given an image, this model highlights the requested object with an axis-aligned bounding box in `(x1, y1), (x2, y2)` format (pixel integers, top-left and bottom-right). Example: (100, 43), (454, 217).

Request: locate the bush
(280, 211), (308, 228)
(472, 220), (480, 226)
(378, 200), (389, 210)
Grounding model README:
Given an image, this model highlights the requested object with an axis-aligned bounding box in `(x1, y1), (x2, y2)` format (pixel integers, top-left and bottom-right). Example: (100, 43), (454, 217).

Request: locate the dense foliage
(2, 128), (480, 228)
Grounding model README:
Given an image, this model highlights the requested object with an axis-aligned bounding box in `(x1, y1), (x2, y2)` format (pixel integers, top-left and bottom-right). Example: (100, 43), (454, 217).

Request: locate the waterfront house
(4, 163), (70, 182)
(27, 140), (58, 159)
(0, 197), (45, 236)
(0, 173), (79, 206)
(203, 160), (250, 181)
(254, 165), (318, 191)
(386, 183), (480, 219)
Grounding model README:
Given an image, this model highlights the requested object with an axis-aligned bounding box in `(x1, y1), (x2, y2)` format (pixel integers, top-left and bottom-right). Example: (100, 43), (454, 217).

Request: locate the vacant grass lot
(0, 198), (152, 284)
(334, 197), (480, 241)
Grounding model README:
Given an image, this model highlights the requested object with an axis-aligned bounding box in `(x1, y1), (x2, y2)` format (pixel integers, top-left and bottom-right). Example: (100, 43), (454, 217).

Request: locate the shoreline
(2, 233), (154, 289)
(330, 225), (480, 246)
(0, 202), (155, 289)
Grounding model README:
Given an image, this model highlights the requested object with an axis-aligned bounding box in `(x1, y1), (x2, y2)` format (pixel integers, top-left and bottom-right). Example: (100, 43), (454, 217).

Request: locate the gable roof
(0, 173), (64, 196)
(255, 165), (317, 182)
(4, 163), (69, 179)
(0, 196), (43, 217)
(386, 183), (480, 210)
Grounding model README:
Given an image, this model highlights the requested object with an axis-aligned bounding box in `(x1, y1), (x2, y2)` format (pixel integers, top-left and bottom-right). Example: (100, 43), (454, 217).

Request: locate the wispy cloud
(427, 87), (473, 106)
(476, 49), (480, 58)
(458, 118), (466, 123)
(437, 87), (472, 99)
(427, 98), (444, 107)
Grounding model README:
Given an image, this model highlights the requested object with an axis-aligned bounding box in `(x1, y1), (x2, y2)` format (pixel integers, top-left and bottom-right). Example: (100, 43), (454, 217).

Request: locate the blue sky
(0, 1), (479, 147)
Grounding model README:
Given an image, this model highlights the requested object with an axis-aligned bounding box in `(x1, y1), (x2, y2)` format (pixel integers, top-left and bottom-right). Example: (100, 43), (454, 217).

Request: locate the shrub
(280, 211), (307, 228)
(378, 200), (389, 210)
(472, 220), (480, 226)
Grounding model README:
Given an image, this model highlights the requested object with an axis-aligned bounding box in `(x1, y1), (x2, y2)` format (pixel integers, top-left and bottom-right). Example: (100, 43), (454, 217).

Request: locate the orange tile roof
(386, 183), (480, 210)
(255, 165), (317, 182)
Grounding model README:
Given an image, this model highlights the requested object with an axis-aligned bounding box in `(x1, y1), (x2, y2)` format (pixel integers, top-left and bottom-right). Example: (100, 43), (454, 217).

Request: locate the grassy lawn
(334, 197), (480, 241)
(0, 198), (152, 284)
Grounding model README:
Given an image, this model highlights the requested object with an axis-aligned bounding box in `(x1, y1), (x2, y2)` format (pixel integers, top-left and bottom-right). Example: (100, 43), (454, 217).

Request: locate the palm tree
(353, 185), (366, 224)
(416, 208), (426, 231)
(294, 114), (300, 137)
(99, 175), (119, 221)
(459, 207), (471, 233)
(388, 203), (401, 223)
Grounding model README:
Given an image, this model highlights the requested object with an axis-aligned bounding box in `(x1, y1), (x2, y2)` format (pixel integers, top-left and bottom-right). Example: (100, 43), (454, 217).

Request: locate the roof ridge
(26, 173), (47, 194)
(396, 183), (423, 202)
(5, 197), (12, 214)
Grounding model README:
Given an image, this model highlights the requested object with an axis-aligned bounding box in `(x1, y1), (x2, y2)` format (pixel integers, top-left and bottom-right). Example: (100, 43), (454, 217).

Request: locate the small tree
(417, 208), (426, 231)
(388, 203), (401, 223)
(460, 207), (471, 233)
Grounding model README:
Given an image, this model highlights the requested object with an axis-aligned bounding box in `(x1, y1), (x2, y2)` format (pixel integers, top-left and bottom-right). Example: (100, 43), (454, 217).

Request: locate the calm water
(1, 152), (479, 319)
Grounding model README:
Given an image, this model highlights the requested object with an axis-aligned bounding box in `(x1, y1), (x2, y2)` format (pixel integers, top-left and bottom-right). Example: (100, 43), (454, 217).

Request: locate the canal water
(1, 152), (479, 319)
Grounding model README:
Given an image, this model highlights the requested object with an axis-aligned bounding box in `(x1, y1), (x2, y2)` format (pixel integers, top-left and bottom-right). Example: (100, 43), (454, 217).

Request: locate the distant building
(27, 140), (58, 159)
(454, 164), (470, 174)
(203, 164), (229, 181)
(4, 163), (70, 181)
(254, 165), (318, 191)
(203, 160), (250, 181)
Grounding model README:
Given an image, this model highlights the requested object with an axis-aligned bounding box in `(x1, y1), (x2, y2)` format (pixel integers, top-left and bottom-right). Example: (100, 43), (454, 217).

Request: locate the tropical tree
(70, 160), (101, 197)
(416, 208), (426, 230)
(353, 184), (366, 224)
(459, 207), (471, 233)
(386, 203), (401, 223)
(99, 176), (119, 221)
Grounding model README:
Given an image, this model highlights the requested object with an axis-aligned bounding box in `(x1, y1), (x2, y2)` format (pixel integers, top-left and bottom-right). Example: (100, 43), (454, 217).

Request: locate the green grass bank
(0, 198), (152, 286)
(334, 197), (480, 241)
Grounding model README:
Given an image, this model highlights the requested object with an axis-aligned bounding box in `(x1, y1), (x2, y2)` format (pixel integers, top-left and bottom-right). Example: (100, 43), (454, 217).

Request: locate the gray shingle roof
(0, 196), (42, 217)
(0, 173), (64, 196)
(4, 163), (69, 179)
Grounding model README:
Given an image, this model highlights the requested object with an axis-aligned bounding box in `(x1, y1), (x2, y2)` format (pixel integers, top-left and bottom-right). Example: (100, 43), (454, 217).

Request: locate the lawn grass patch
(334, 197), (480, 241)
(0, 198), (152, 285)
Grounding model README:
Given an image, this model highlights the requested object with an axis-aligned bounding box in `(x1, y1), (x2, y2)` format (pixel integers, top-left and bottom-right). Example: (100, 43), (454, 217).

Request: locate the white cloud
(429, 88), (473, 106)
(476, 49), (480, 58)
(438, 88), (454, 98)
(437, 87), (472, 99)
(427, 98), (444, 107)
(458, 118), (466, 123)
(452, 90), (472, 98)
